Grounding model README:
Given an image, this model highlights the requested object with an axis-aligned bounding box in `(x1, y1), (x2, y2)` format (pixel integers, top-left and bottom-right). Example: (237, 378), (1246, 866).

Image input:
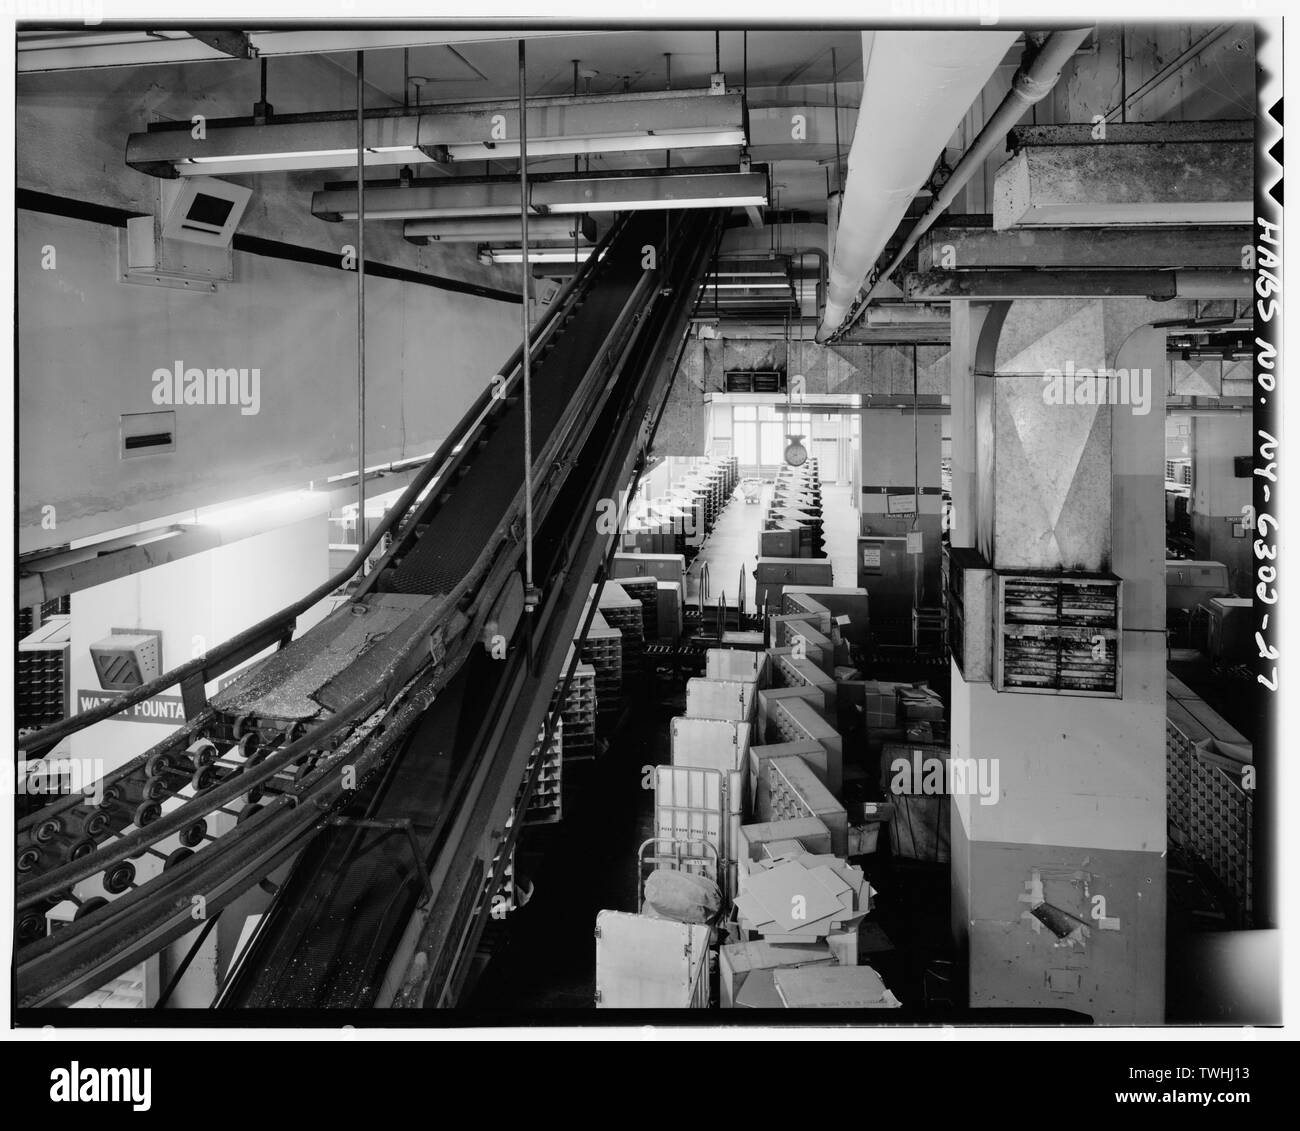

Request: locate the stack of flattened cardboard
(734, 852), (873, 944)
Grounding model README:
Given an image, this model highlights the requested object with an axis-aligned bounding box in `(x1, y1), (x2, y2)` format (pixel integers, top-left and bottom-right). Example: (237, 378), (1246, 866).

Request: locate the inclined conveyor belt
(15, 208), (720, 1011)
(219, 210), (717, 1007)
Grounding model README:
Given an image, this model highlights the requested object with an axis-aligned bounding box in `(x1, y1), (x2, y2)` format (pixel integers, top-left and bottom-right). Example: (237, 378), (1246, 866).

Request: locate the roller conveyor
(16, 207), (723, 1011)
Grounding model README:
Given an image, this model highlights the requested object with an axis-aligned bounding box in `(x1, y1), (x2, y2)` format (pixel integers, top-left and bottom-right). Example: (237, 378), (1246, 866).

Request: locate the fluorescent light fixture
(550, 194), (764, 214)
(534, 171), (767, 214)
(704, 282), (792, 289)
(128, 92), (747, 179)
(483, 246), (594, 264)
(442, 129), (745, 164)
(546, 192), (759, 213)
(404, 215), (595, 244)
(313, 167), (766, 223)
(181, 148), (420, 177)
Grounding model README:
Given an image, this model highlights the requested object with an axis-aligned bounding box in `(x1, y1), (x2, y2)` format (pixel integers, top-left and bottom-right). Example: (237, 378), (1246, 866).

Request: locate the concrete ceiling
(20, 27), (865, 216)
(326, 30), (864, 105)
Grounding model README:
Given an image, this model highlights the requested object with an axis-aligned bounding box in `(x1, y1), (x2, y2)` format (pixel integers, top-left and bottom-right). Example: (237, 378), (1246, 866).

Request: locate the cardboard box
(720, 939), (835, 1008)
(862, 680), (907, 729)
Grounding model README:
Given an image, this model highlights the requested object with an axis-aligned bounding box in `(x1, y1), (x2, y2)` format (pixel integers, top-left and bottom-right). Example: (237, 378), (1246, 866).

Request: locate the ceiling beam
(918, 224), (1254, 271)
(994, 140), (1253, 229)
(1007, 120), (1253, 149)
(904, 268), (1251, 300)
(18, 29), (603, 73)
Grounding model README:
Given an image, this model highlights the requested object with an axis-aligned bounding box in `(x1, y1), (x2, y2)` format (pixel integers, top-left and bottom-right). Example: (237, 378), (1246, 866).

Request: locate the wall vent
(121, 411), (176, 458)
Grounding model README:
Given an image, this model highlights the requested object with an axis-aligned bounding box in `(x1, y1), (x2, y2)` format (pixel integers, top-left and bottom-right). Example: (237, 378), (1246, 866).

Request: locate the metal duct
(815, 29), (1018, 343)
(832, 28), (1095, 336)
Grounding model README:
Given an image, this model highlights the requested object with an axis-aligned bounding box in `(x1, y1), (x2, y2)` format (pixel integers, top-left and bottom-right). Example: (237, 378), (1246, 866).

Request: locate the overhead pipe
(815, 28), (1019, 343)
(828, 27), (1095, 341)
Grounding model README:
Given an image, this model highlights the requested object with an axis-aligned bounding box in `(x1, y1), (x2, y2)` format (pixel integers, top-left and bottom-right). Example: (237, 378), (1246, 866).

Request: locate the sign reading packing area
(78, 690), (186, 725)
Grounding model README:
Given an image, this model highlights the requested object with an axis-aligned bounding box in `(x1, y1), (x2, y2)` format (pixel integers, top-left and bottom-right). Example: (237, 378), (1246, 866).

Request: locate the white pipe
(815, 29), (1018, 343)
(833, 28), (1094, 337)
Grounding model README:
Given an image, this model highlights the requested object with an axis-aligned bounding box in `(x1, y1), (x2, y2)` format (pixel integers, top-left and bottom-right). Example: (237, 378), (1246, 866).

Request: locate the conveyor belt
(382, 225), (652, 597)
(221, 661), (484, 1007)
(219, 210), (718, 1008)
(16, 207), (719, 1012)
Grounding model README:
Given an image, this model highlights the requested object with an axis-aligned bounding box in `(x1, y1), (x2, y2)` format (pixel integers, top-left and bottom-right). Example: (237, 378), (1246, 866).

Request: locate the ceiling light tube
(484, 246), (595, 264)
(127, 92), (747, 179)
(442, 128), (746, 163)
(534, 171), (767, 213)
(405, 215), (595, 243)
(314, 169), (767, 222)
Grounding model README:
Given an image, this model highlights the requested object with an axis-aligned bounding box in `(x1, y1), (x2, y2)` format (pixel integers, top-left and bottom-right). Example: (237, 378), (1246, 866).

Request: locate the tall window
(733, 405), (813, 466)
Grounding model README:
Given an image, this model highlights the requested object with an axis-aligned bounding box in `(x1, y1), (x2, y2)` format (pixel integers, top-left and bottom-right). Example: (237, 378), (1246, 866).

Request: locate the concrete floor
(684, 479), (860, 614)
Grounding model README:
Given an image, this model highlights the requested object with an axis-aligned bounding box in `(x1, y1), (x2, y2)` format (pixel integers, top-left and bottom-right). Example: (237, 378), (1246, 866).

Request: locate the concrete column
(950, 297), (1180, 1023)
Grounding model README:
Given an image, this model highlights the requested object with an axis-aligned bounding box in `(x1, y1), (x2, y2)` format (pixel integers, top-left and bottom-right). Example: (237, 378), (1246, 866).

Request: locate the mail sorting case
(578, 610), (622, 734)
(598, 582), (646, 685)
(521, 719), (563, 826)
(551, 647), (596, 761)
(612, 574), (659, 640)
(993, 570), (1122, 697)
(766, 755), (848, 856)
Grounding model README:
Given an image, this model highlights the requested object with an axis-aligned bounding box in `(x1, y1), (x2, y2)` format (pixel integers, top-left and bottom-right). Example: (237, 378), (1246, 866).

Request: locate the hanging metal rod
(356, 50), (367, 555)
(519, 39), (537, 605)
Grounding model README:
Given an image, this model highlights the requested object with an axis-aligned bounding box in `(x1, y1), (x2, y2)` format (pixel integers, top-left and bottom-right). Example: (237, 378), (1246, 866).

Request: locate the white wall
(18, 57), (522, 552)
(68, 512), (331, 772)
(18, 212), (517, 551)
